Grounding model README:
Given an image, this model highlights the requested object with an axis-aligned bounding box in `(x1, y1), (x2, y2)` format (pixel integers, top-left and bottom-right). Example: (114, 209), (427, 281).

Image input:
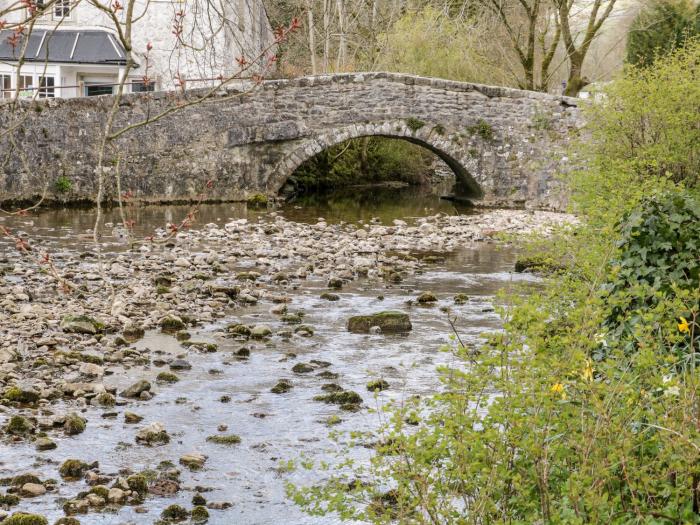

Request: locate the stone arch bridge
(0, 72), (582, 208)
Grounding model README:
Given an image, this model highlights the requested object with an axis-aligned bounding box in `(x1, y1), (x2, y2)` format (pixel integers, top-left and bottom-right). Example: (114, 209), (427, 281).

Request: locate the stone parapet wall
(0, 72), (584, 209)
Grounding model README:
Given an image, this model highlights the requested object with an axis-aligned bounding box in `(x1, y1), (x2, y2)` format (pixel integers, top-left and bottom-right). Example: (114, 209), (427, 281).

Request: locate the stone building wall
(0, 72), (584, 209)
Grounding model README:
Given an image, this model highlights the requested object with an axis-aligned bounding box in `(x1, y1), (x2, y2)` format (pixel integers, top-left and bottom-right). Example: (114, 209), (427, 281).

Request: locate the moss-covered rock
(313, 390), (363, 405)
(191, 493), (207, 506)
(347, 311), (412, 334)
(3, 386), (40, 404)
(367, 379), (390, 392)
(226, 324), (251, 337)
(160, 504), (189, 522)
(60, 315), (102, 335)
(246, 193), (268, 208)
(416, 291), (438, 304)
(89, 486), (109, 499)
(234, 347), (250, 358)
(327, 277), (343, 289)
(236, 271), (260, 281)
(9, 473), (41, 486)
(292, 363), (314, 374)
(153, 275), (173, 287)
(514, 255), (564, 274)
(294, 325), (315, 337)
(126, 474), (148, 495)
(281, 313), (302, 324)
(135, 422), (169, 445)
(0, 492), (21, 506)
(156, 372), (180, 383)
(159, 315), (186, 333)
(320, 292), (340, 301)
(453, 293), (469, 304)
(205, 434), (241, 446)
(2, 513), (49, 525)
(94, 392), (115, 407)
(35, 438), (57, 451)
(191, 505), (209, 523)
(250, 325), (272, 339)
(5, 415), (35, 436)
(54, 517), (81, 525)
(58, 459), (91, 480)
(270, 379), (292, 394)
(175, 330), (191, 341)
(63, 413), (86, 435)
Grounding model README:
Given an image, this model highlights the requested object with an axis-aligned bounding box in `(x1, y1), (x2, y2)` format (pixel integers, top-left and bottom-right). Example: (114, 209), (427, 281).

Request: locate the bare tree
(473, 0), (561, 91)
(553, 0), (618, 96)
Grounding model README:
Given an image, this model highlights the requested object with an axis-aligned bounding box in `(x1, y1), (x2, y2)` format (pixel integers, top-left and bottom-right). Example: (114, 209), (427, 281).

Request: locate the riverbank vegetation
(288, 138), (436, 194)
(288, 40), (700, 524)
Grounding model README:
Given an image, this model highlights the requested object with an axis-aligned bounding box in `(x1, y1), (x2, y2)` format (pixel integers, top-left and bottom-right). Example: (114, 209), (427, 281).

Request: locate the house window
(38, 76), (55, 98)
(18, 75), (33, 97)
(54, 0), (71, 19)
(29, 0), (49, 17)
(0, 75), (10, 99)
(131, 80), (154, 93)
(85, 83), (113, 96)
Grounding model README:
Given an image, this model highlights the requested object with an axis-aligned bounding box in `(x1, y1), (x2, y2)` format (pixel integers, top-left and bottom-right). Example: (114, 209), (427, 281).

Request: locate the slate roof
(0, 29), (129, 65)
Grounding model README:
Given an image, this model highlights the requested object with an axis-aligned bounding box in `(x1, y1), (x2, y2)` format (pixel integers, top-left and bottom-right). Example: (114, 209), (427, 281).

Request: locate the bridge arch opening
(266, 122), (485, 203)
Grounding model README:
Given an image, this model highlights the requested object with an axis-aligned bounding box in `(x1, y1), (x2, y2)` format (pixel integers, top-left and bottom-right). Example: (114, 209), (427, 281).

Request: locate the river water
(0, 186), (540, 524)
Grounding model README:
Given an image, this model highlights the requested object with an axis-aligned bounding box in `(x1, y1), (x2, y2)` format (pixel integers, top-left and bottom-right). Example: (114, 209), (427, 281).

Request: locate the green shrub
(467, 119), (494, 141)
(54, 176), (72, 194)
(404, 117), (425, 132)
(583, 40), (700, 190)
(531, 110), (553, 131)
(247, 193), (268, 208)
(601, 190), (700, 357)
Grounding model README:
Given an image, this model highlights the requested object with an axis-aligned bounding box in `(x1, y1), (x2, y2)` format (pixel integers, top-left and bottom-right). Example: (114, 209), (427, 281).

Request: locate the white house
(0, 0), (274, 99)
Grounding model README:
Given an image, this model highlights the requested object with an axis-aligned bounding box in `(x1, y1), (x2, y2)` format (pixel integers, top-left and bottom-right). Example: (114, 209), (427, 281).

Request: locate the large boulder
(347, 311), (412, 334)
(120, 380), (151, 398)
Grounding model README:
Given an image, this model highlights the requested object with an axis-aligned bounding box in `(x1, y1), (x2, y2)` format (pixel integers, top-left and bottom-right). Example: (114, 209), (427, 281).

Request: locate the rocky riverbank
(0, 208), (575, 524)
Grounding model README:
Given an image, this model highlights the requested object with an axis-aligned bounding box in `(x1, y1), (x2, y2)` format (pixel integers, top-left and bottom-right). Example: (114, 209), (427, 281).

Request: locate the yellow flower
(582, 359), (594, 383)
(678, 317), (690, 334)
(550, 382), (566, 399)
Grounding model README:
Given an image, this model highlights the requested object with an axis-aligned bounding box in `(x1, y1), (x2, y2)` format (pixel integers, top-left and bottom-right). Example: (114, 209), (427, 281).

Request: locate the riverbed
(0, 188), (573, 524)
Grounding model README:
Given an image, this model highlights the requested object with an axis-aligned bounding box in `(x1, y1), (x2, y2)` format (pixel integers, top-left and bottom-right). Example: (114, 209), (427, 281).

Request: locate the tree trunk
(564, 51), (587, 97)
(336, 0), (346, 70)
(322, 0), (330, 72)
(307, 4), (317, 75)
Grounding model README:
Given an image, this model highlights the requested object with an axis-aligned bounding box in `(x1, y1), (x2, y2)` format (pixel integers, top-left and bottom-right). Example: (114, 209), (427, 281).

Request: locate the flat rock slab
(347, 311), (412, 334)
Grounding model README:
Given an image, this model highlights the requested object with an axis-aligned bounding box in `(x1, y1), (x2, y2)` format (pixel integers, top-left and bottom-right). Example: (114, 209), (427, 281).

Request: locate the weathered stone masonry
(0, 72), (583, 208)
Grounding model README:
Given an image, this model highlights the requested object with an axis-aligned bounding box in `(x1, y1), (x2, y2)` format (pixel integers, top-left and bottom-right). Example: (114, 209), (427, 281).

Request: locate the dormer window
(54, 0), (71, 19)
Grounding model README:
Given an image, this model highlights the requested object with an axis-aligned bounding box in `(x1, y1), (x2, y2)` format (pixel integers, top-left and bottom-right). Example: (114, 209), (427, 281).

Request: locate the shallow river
(0, 187), (538, 524)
